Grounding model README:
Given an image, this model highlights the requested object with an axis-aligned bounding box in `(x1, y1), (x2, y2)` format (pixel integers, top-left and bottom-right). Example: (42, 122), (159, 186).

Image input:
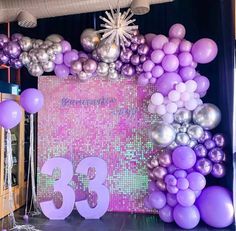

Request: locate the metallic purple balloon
(204, 139), (216, 150)
(208, 148), (224, 163)
(153, 166), (167, 179)
(83, 59), (97, 74)
(3, 41), (21, 58)
(137, 35), (145, 45)
(132, 29), (139, 36)
(156, 179), (167, 191)
(198, 131), (212, 143)
(124, 40), (131, 47)
(131, 35), (139, 44)
(0, 34), (9, 49)
(194, 144), (207, 157)
(115, 60), (123, 71)
(136, 64), (143, 74)
(195, 158), (212, 175)
(130, 54), (140, 66)
(11, 33), (23, 42)
(212, 134), (225, 147)
(0, 50), (9, 64)
(120, 49), (133, 63)
(168, 164), (178, 174)
(138, 44), (149, 55)
(9, 58), (23, 69)
(131, 43), (138, 51)
(140, 55), (147, 63)
(211, 163), (225, 178)
(60, 40), (71, 53)
(159, 152), (172, 167)
(150, 158), (159, 168)
(121, 64), (135, 77)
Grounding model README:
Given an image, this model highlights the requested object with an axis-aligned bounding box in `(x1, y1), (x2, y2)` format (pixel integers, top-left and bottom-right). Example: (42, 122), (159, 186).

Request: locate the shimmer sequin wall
(37, 76), (158, 213)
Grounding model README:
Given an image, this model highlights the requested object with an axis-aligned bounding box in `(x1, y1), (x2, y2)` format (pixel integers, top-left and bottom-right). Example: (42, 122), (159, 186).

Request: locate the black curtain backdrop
(0, 0), (234, 189)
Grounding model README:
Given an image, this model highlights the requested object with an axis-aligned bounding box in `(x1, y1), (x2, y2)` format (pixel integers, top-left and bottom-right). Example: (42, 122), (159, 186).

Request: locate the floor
(1, 209), (235, 231)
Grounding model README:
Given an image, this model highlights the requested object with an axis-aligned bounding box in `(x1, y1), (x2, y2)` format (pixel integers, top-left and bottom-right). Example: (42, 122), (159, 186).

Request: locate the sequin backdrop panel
(38, 76), (158, 213)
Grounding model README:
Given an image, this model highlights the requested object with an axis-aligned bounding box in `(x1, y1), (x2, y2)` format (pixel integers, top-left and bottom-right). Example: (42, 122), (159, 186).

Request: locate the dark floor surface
(1, 208), (235, 231)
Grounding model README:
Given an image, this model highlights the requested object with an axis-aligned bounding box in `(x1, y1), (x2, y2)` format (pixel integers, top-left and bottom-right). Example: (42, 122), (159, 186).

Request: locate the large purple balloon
(191, 38), (218, 64)
(0, 100), (22, 129)
(156, 73), (182, 96)
(173, 205), (200, 229)
(148, 191), (166, 209)
(196, 186), (234, 228)
(20, 88), (44, 114)
(63, 50), (79, 67)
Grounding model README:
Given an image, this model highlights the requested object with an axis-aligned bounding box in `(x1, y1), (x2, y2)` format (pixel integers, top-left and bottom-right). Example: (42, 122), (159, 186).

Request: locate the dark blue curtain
(1, 0), (234, 188)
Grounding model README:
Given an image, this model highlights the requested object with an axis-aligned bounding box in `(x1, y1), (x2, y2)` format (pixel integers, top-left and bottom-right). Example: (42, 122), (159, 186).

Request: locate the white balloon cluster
(19, 34), (63, 77)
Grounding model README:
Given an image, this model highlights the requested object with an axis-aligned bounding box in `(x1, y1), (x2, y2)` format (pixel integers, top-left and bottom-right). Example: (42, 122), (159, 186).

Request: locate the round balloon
(0, 100), (22, 129)
(20, 88), (44, 114)
(196, 186), (234, 228)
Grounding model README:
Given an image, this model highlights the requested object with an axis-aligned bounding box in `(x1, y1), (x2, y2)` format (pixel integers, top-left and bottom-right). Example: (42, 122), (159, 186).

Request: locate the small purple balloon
(179, 66), (196, 81)
(177, 178), (189, 190)
(137, 74), (149, 86)
(208, 147), (224, 163)
(137, 35), (145, 45)
(54, 53), (64, 64)
(152, 65), (164, 78)
(211, 163), (225, 178)
(136, 64), (143, 74)
(187, 172), (206, 191)
(120, 48), (133, 63)
(138, 44), (149, 55)
(161, 54), (179, 72)
(195, 158), (212, 175)
(152, 35), (168, 50)
(148, 191), (166, 209)
(61, 40), (72, 53)
(140, 55), (147, 63)
(212, 134), (225, 147)
(204, 139), (216, 150)
(0, 50), (9, 64)
(166, 193), (177, 207)
(174, 170), (187, 179)
(143, 60), (155, 72)
(179, 40), (192, 52)
(194, 75), (210, 93)
(115, 60), (123, 71)
(169, 24), (186, 39)
(121, 64), (135, 77)
(159, 205), (174, 223)
(83, 59), (97, 74)
(131, 43), (138, 51)
(144, 196), (153, 209)
(177, 189), (196, 206)
(153, 166), (167, 180)
(54, 64), (70, 78)
(163, 42), (178, 55)
(0, 100), (22, 129)
(3, 41), (21, 58)
(151, 49), (165, 64)
(20, 88), (44, 114)
(11, 33), (23, 42)
(0, 34), (9, 49)
(165, 174), (177, 186)
(9, 58), (23, 69)
(167, 185), (179, 194)
(63, 50), (79, 67)
(130, 54), (140, 66)
(198, 131), (212, 143)
(194, 144), (207, 157)
(178, 52), (193, 67)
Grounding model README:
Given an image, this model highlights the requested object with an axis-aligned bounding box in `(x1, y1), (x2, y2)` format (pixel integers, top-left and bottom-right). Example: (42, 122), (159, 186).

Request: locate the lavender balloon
(63, 50), (79, 67)
(121, 64), (135, 77)
(148, 191), (166, 209)
(54, 64), (70, 78)
(159, 205), (174, 223)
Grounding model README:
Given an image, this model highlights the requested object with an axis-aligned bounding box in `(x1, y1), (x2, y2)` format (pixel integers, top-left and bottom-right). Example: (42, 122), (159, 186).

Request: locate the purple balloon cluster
(195, 131), (226, 178)
(115, 30), (149, 78)
(0, 33), (23, 69)
(54, 40), (97, 80)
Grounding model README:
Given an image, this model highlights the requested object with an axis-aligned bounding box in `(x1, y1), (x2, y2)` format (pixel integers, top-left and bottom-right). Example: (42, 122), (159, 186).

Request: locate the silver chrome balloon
(33, 39), (43, 48)
(187, 124), (204, 140)
(19, 52), (31, 65)
(80, 28), (101, 52)
(193, 103), (221, 130)
(28, 63), (44, 77)
(96, 41), (120, 63)
(71, 60), (82, 74)
(174, 108), (192, 124)
(188, 139), (198, 148)
(42, 61), (55, 72)
(172, 123), (181, 133)
(108, 70), (119, 80)
(150, 123), (176, 147)
(51, 43), (63, 54)
(46, 34), (64, 43)
(44, 40), (53, 47)
(168, 141), (178, 149)
(96, 62), (109, 76)
(78, 71), (90, 81)
(36, 49), (49, 63)
(19, 36), (32, 51)
(47, 47), (54, 56)
(176, 132), (190, 145)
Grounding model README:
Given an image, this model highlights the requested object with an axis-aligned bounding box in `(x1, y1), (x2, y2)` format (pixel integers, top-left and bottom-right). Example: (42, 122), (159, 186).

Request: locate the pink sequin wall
(37, 76), (158, 213)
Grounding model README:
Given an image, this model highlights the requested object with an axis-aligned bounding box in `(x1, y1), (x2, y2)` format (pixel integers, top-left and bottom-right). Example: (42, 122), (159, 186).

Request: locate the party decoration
(196, 186), (234, 228)
(98, 6), (138, 48)
(80, 29), (101, 52)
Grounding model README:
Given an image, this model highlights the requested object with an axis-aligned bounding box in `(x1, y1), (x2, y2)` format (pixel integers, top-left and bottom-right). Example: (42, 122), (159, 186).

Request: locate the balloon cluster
(0, 33), (23, 69)
(115, 30), (149, 78)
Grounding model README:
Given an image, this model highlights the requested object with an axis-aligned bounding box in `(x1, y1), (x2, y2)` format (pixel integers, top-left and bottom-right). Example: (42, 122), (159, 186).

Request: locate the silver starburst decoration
(97, 2), (139, 49)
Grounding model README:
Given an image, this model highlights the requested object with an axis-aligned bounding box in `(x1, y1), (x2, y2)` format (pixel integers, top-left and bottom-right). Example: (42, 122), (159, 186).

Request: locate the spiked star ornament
(97, 3), (139, 49)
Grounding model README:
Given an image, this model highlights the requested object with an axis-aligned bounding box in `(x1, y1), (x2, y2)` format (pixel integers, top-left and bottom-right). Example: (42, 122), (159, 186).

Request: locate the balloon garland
(0, 6), (234, 230)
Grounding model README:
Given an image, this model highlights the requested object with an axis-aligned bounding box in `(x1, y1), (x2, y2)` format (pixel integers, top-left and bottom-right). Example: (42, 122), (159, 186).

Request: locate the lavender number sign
(39, 157), (109, 220)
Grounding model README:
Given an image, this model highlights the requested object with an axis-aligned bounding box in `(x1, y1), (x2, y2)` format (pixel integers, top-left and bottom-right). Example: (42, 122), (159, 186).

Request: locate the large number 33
(40, 157), (110, 220)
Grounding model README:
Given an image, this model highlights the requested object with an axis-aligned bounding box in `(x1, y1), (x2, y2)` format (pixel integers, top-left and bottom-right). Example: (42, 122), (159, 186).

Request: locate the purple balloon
(143, 60), (155, 72)
(163, 42), (178, 55)
(140, 55), (147, 63)
(187, 172), (206, 191)
(159, 205), (174, 223)
(121, 64), (135, 77)
(169, 24), (186, 39)
(130, 54), (140, 66)
(137, 35), (145, 45)
(204, 139), (216, 150)
(177, 189), (196, 206)
(20, 88), (44, 114)
(177, 178), (189, 190)
(212, 134), (225, 147)
(196, 186), (234, 228)
(136, 64), (143, 74)
(54, 53), (64, 64)
(9, 58), (23, 69)
(0, 50), (9, 64)
(194, 75), (210, 93)
(148, 191), (166, 209)
(61, 40), (72, 53)
(83, 59), (97, 74)
(137, 74), (149, 86)
(172, 146), (196, 170)
(208, 147), (224, 163)
(165, 174), (177, 186)
(144, 196), (153, 209)
(138, 44), (149, 55)
(151, 35), (168, 50)
(11, 33), (23, 42)
(63, 50), (79, 67)
(151, 50), (165, 64)
(191, 38), (218, 64)
(167, 185), (179, 194)
(120, 48), (133, 63)
(167, 164), (178, 174)
(54, 64), (70, 78)
(156, 72), (182, 96)
(179, 40), (192, 52)
(151, 65), (164, 78)
(211, 163), (225, 178)
(198, 131), (212, 143)
(115, 60), (123, 71)
(166, 193), (177, 207)
(179, 66), (196, 81)
(0, 34), (9, 49)
(178, 52), (193, 67)
(195, 158), (212, 175)
(161, 54), (179, 72)
(148, 181), (158, 193)
(145, 33), (156, 46)
(3, 41), (21, 58)
(173, 205), (200, 229)
(194, 144), (207, 157)
(174, 170), (187, 179)
(0, 100), (22, 129)
(131, 43), (138, 51)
